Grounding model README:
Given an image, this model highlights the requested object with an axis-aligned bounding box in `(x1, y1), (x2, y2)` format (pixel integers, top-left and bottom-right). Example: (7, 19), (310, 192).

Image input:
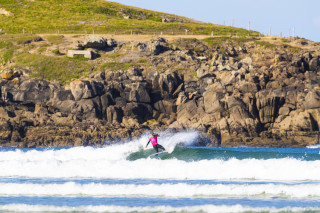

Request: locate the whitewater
(1, 131), (320, 213)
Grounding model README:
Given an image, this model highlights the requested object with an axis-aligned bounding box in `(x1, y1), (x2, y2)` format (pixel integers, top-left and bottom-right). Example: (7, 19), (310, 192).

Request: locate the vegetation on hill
(0, 0), (258, 36)
(0, 33), (306, 85)
(0, 0), (308, 86)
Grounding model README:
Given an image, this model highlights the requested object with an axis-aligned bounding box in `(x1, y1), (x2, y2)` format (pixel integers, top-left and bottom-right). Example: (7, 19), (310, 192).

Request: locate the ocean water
(1, 131), (320, 213)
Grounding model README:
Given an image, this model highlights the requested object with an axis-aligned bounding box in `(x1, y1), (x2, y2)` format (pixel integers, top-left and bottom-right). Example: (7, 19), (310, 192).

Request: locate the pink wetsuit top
(149, 136), (158, 146)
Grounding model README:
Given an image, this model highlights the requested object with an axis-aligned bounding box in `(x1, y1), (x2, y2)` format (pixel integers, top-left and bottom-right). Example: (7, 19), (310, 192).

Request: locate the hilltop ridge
(0, 0), (257, 36)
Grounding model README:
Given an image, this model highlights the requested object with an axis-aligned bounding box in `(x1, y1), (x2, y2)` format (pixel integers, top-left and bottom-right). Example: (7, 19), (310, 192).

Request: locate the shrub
(254, 41), (276, 49)
(1, 48), (14, 63)
(138, 58), (147, 64)
(52, 49), (61, 55)
(281, 39), (289, 43)
(13, 35), (41, 45)
(0, 41), (13, 49)
(100, 62), (133, 71)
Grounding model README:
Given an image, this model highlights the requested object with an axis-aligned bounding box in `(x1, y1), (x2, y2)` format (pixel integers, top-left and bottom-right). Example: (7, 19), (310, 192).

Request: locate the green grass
(175, 68), (186, 72)
(15, 53), (93, 84)
(38, 43), (49, 53)
(203, 36), (299, 52)
(254, 41), (276, 49)
(0, 40), (14, 63)
(13, 35), (40, 45)
(0, 40), (13, 49)
(203, 36), (256, 47)
(1, 48), (14, 63)
(0, 34), (43, 46)
(46, 35), (65, 45)
(282, 44), (301, 53)
(147, 119), (158, 124)
(100, 62), (134, 71)
(0, 0), (258, 36)
(107, 52), (122, 59)
(156, 65), (167, 71)
(51, 49), (61, 55)
(71, 55), (89, 60)
(192, 71), (198, 78)
(138, 58), (148, 64)
(281, 38), (290, 43)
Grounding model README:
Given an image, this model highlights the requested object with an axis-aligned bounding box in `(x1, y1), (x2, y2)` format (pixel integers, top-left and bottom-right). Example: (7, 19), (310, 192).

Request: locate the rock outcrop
(1, 36), (320, 148)
(0, 8), (14, 16)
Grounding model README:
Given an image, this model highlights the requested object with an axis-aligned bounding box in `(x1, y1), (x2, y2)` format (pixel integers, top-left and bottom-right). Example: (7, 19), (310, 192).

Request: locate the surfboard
(148, 151), (168, 159)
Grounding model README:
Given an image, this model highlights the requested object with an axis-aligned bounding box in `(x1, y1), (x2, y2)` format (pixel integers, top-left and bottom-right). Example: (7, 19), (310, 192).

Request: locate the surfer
(146, 133), (166, 153)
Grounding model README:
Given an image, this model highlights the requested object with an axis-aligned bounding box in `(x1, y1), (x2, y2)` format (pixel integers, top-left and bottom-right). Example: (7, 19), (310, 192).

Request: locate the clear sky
(109, 0), (320, 42)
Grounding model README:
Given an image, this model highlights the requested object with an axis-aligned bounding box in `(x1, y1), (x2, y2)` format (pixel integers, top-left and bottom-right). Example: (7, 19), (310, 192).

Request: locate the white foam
(0, 131), (198, 161)
(1, 204), (320, 213)
(307, 144), (320, 149)
(1, 182), (320, 199)
(1, 155), (320, 181)
(0, 131), (320, 181)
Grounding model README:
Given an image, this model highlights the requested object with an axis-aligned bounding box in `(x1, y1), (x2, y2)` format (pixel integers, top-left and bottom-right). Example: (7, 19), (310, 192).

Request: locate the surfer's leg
(153, 145), (159, 153)
(157, 144), (165, 151)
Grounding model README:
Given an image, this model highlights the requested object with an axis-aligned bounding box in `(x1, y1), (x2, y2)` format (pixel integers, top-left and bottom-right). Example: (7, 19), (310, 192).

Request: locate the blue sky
(110, 0), (319, 42)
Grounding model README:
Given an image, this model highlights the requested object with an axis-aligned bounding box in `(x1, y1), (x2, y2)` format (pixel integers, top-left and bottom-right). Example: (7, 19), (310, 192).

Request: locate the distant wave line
(1, 204), (320, 213)
(1, 182), (320, 198)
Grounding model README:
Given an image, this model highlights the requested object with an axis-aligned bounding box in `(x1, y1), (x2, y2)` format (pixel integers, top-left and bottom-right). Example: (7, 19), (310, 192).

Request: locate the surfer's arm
(146, 140), (150, 148)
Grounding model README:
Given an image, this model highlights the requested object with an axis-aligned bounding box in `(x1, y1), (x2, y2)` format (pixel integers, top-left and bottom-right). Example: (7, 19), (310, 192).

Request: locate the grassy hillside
(0, 0), (258, 36)
(0, 33), (307, 84)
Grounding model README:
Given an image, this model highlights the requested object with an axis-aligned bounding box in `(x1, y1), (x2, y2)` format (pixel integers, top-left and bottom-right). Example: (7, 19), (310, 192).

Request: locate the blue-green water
(0, 132), (320, 212)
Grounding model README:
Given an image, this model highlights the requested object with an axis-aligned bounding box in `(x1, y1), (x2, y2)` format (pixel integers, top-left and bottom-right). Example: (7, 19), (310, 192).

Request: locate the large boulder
(1, 68), (21, 80)
(256, 90), (285, 124)
(236, 81), (258, 93)
(126, 82), (151, 103)
(52, 100), (76, 113)
(240, 57), (253, 65)
(148, 37), (168, 55)
(304, 91), (320, 109)
(203, 91), (225, 114)
(70, 80), (104, 101)
(49, 88), (74, 104)
(106, 38), (117, 47)
(2, 78), (51, 104)
(177, 99), (198, 124)
(158, 71), (183, 99)
(124, 103), (153, 123)
(197, 67), (214, 79)
(176, 92), (188, 106)
(275, 110), (320, 132)
(100, 93), (115, 113)
(71, 97), (101, 120)
(0, 121), (12, 142)
(154, 99), (177, 114)
(147, 71), (160, 90)
(309, 58), (319, 71)
(106, 106), (123, 124)
(83, 36), (107, 49)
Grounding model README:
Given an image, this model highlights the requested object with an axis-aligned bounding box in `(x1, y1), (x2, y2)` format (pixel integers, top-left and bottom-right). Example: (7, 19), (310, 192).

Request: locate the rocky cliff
(1, 35), (320, 147)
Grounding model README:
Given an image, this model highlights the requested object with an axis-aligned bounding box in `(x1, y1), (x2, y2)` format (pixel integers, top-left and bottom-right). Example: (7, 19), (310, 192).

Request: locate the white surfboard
(148, 151), (168, 159)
